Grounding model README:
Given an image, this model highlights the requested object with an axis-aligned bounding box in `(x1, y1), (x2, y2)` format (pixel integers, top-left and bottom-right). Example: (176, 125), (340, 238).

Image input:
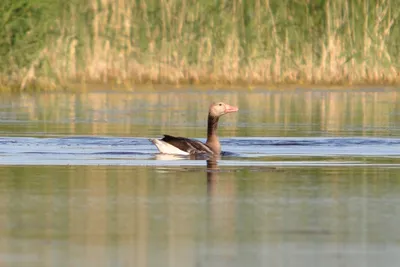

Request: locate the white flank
(150, 139), (190, 155)
(155, 154), (186, 160)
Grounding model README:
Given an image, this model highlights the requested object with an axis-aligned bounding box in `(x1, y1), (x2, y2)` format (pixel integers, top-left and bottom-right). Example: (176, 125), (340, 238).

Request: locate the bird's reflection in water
(206, 156), (220, 195)
(154, 153), (221, 197)
(154, 153), (220, 195)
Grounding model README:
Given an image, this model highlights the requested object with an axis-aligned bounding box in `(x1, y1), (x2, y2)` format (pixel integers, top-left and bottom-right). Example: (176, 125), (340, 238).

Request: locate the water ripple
(0, 136), (399, 166)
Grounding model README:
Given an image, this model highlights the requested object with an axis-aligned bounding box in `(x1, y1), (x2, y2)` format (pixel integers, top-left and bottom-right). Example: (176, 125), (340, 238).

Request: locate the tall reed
(1, 0), (399, 90)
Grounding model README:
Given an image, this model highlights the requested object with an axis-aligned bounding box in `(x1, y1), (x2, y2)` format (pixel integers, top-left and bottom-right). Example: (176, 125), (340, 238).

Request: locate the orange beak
(225, 104), (239, 113)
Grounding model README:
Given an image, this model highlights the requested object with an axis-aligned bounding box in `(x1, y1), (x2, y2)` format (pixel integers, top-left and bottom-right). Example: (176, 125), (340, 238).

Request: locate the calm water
(0, 88), (399, 267)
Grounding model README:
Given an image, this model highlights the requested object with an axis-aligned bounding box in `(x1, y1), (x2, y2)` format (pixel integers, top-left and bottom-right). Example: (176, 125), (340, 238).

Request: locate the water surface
(0, 88), (399, 267)
(0, 88), (398, 137)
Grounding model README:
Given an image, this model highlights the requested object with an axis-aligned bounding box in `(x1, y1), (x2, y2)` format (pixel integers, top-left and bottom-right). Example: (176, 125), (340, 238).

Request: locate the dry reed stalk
(20, 48), (49, 90)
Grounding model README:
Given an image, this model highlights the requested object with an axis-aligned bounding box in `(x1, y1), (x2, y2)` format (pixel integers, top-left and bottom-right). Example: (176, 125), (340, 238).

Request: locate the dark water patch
(56, 136), (148, 146)
(0, 136), (149, 146)
(91, 151), (152, 155)
(21, 151), (151, 156)
(225, 137), (400, 147)
(220, 151), (240, 157)
(23, 151), (80, 155)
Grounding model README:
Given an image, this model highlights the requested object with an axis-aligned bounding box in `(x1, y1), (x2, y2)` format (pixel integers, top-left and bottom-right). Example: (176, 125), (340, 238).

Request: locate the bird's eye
(218, 103), (222, 106)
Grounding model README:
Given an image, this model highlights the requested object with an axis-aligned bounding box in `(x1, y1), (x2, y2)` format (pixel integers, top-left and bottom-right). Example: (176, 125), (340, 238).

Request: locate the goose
(150, 102), (238, 155)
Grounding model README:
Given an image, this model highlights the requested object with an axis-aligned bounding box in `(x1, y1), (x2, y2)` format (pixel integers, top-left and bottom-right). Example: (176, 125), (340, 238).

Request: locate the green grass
(1, 0), (399, 91)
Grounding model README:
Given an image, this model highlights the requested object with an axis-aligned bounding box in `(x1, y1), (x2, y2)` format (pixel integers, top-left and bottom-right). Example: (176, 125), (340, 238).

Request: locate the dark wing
(161, 135), (214, 155)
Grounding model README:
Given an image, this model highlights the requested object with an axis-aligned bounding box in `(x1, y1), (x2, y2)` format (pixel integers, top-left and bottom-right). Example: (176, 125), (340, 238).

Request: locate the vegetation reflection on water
(0, 89), (398, 137)
(0, 88), (399, 267)
(0, 164), (398, 266)
(0, 165), (399, 266)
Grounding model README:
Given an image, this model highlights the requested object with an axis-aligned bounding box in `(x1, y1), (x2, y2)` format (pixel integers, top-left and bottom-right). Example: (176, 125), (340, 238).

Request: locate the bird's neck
(207, 115), (219, 139)
(206, 115), (220, 154)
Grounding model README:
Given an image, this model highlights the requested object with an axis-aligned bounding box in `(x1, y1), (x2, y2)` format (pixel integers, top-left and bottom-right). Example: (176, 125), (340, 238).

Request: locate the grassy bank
(1, 0), (399, 91)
